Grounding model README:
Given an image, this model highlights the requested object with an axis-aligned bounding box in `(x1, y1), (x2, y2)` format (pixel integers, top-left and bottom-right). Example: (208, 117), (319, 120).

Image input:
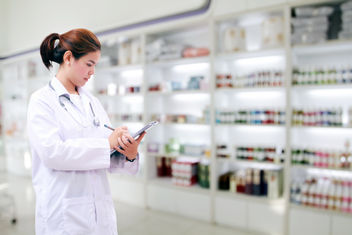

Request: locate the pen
(104, 124), (115, 131)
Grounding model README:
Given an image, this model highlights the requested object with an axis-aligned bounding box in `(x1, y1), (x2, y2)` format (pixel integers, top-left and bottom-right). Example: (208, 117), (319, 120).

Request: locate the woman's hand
(108, 126), (128, 150)
(115, 132), (146, 160)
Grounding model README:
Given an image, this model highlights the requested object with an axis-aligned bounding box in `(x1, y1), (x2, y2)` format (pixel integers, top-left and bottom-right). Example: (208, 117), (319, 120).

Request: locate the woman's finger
(117, 137), (127, 150)
(115, 146), (126, 155)
(136, 132), (146, 143)
(121, 136), (131, 147)
(125, 134), (135, 145)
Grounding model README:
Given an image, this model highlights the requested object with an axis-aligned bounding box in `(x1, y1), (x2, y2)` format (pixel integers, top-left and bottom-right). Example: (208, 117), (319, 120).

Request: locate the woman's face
(69, 50), (101, 87)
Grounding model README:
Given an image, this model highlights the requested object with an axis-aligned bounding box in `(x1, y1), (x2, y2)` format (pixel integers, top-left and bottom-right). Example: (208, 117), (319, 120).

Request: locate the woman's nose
(88, 67), (95, 76)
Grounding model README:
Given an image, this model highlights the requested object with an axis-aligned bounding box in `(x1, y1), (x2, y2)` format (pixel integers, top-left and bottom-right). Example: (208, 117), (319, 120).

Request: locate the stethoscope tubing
(48, 81), (100, 127)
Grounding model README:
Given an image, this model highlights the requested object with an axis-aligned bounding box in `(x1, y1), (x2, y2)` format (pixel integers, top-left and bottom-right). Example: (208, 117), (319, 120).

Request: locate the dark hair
(40, 28), (101, 70)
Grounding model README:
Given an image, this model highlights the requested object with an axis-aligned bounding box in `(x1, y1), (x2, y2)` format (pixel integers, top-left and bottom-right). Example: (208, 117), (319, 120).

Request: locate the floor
(0, 173), (250, 235)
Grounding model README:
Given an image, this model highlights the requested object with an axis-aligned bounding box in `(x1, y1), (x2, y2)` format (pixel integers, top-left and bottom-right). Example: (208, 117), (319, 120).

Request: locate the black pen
(104, 124), (115, 131)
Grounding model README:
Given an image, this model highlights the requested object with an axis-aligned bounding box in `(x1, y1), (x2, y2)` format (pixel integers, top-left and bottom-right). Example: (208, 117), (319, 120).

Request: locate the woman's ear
(63, 50), (73, 66)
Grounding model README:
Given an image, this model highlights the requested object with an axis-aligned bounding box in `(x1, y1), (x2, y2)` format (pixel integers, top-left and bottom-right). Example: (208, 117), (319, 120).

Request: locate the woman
(27, 28), (145, 235)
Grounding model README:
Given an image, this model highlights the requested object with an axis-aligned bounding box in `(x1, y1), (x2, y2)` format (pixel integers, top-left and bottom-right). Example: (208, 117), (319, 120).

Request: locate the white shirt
(27, 76), (138, 235)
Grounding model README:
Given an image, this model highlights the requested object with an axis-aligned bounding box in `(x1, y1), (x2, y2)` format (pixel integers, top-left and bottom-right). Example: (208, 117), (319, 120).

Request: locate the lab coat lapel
(61, 97), (88, 127)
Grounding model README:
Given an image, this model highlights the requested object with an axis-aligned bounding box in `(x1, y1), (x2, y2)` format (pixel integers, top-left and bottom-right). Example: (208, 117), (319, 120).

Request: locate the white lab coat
(27, 76), (139, 235)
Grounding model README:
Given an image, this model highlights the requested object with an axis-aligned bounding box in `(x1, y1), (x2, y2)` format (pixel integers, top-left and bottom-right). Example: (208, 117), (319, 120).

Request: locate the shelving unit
(3, 1), (352, 234)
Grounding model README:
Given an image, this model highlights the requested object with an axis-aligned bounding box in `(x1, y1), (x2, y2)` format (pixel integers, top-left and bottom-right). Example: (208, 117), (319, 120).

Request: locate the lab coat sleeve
(92, 96), (140, 175)
(27, 93), (111, 171)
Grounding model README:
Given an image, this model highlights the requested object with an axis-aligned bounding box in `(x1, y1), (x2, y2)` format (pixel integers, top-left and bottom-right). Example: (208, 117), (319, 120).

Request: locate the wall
(1, 0), (207, 57)
(0, 0), (9, 55)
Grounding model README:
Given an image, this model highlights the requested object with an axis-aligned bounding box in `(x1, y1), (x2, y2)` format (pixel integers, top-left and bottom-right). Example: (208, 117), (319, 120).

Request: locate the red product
(182, 47), (210, 58)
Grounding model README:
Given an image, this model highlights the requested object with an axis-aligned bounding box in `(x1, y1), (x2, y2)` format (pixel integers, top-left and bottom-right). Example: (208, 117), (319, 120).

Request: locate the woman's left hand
(115, 132), (146, 161)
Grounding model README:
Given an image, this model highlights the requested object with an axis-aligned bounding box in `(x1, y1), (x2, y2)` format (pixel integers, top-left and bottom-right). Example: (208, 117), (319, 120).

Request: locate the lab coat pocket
(62, 197), (95, 235)
(97, 196), (117, 232)
(104, 197), (117, 226)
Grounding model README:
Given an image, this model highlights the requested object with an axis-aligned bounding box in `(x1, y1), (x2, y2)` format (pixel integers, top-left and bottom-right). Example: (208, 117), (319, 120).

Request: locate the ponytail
(40, 29), (101, 70)
(40, 33), (61, 70)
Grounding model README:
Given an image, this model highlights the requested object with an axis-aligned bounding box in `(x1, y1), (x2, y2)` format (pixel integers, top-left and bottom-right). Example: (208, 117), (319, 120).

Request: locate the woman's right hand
(108, 126), (128, 150)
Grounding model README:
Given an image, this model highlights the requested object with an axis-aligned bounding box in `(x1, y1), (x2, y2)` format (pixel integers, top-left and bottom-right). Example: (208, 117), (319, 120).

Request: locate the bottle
(253, 169), (261, 196)
(341, 180), (350, 213)
(321, 179), (329, 209)
(300, 180), (309, 206)
(327, 180), (336, 210)
(308, 181), (317, 207)
(230, 174), (237, 193)
(348, 181), (352, 213)
(335, 179), (343, 211)
(245, 168), (253, 195)
(290, 181), (298, 203)
(315, 180), (323, 208)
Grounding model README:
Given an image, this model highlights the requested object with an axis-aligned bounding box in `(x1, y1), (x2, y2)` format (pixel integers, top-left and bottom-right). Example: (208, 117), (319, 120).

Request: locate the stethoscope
(49, 81), (100, 127)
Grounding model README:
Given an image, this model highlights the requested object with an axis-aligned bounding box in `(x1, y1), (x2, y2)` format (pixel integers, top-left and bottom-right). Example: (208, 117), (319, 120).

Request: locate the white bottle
(341, 180), (350, 212)
(328, 180), (336, 210)
(335, 179), (343, 211)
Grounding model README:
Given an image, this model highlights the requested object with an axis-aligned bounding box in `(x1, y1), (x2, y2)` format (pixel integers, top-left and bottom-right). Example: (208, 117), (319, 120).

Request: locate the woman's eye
(87, 63), (92, 67)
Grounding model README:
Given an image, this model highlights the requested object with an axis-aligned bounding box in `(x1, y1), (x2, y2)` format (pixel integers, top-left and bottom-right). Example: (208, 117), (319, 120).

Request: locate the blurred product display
(215, 108), (285, 125)
(291, 145), (352, 169)
(292, 107), (343, 127)
(235, 146), (285, 163)
(147, 139), (210, 158)
(291, 175), (352, 213)
(219, 168), (283, 199)
(216, 144), (285, 164)
(148, 75), (208, 92)
(292, 65), (352, 85)
(262, 16), (284, 48)
(146, 38), (209, 62)
(291, 6), (334, 44)
(339, 1), (352, 39)
(216, 70), (284, 88)
(223, 26), (246, 52)
(150, 110), (210, 125)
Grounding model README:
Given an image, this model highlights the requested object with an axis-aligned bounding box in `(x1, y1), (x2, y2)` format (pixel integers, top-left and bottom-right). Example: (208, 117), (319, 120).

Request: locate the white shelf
(162, 122), (210, 127)
(146, 152), (204, 159)
(147, 56), (210, 67)
(215, 123), (285, 128)
(96, 64), (143, 73)
(217, 158), (284, 167)
(291, 125), (351, 130)
(293, 39), (352, 55)
(147, 90), (209, 95)
(97, 93), (143, 98)
(215, 47), (285, 60)
(149, 178), (210, 195)
(291, 165), (352, 173)
(292, 84), (352, 90)
(290, 203), (352, 218)
(215, 87), (285, 93)
(216, 190), (285, 205)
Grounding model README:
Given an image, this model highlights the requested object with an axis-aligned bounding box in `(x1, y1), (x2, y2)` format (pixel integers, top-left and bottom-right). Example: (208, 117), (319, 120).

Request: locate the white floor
(0, 172), (250, 235)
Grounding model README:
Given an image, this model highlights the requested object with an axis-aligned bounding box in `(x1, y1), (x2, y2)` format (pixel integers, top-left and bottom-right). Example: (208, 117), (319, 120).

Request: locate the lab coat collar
(50, 76), (92, 100)
(50, 76), (71, 98)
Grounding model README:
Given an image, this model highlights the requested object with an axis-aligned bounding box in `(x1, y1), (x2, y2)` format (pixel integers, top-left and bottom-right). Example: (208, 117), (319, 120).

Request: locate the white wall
(1, 0), (207, 57)
(0, 0), (9, 56)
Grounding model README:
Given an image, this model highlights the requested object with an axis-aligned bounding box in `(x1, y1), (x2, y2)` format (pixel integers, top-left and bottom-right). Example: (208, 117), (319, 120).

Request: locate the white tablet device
(110, 121), (159, 156)
(132, 120), (159, 140)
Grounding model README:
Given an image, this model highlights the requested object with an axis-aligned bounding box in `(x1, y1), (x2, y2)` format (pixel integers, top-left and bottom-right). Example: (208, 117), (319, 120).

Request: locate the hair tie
(54, 38), (59, 48)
